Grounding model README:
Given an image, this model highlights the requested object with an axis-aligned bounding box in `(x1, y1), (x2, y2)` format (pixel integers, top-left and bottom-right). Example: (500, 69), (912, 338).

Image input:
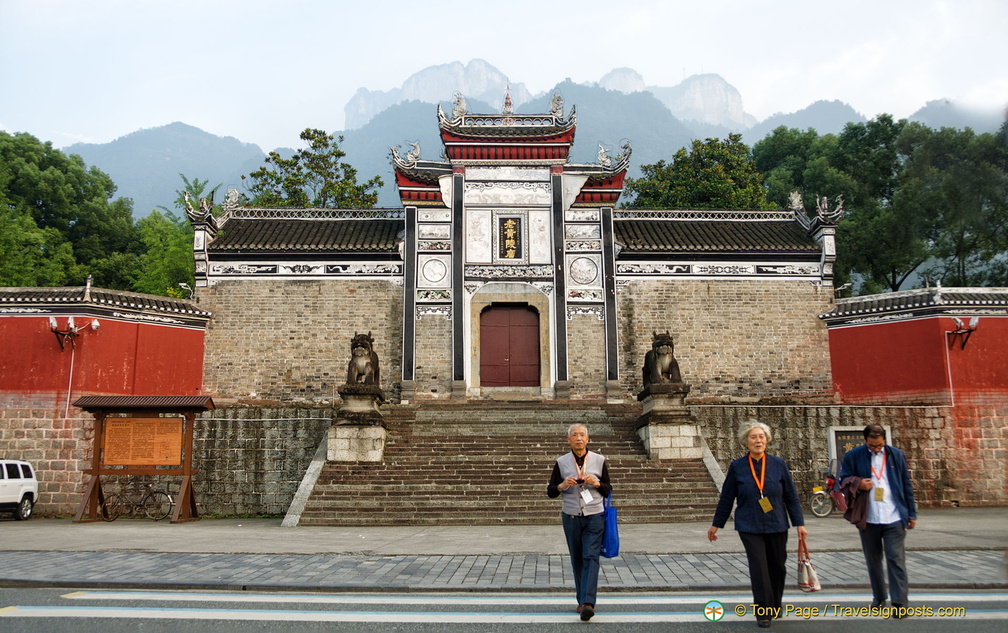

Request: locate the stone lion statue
(346, 331), (380, 385)
(643, 331), (682, 389)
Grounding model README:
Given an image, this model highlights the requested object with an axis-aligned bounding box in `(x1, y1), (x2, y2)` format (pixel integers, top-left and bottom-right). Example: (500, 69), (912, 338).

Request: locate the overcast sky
(2, 0), (1005, 152)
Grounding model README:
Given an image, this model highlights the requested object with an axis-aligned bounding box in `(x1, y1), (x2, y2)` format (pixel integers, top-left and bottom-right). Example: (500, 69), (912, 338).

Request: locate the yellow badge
(759, 497), (774, 513)
(874, 487), (885, 502)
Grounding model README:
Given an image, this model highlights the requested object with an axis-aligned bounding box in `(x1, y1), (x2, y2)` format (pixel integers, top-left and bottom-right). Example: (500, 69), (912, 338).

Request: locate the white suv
(0, 459), (38, 520)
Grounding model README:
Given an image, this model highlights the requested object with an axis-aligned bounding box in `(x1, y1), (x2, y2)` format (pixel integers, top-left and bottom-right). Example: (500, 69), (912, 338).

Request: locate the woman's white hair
(737, 419), (773, 447)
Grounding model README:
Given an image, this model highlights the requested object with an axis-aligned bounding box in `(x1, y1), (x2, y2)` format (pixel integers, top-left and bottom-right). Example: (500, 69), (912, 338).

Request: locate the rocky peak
(344, 59), (532, 129)
(648, 74), (750, 128)
(598, 68), (646, 93)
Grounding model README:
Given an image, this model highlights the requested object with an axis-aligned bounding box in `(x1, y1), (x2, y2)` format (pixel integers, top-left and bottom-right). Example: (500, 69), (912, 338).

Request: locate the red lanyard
(870, 450), (887, 482)
(748, 454), (766, 497)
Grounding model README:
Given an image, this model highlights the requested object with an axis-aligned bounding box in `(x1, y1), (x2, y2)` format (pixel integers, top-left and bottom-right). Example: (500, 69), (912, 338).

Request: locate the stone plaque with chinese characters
(498, 216), (523, 260)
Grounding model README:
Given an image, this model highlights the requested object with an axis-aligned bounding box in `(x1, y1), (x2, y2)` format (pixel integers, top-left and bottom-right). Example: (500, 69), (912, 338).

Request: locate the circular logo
(421, 259), (447, 283)
(569, 257), (599, 285)
(703, 600), (725, 622)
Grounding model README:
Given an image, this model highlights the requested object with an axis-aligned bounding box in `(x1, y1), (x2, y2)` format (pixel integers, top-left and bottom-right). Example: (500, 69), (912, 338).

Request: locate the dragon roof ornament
(788, 191), (844, 230)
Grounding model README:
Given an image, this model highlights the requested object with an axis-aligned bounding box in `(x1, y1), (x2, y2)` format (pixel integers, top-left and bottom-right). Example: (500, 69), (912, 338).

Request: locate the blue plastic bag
(601, 491), (619, 558)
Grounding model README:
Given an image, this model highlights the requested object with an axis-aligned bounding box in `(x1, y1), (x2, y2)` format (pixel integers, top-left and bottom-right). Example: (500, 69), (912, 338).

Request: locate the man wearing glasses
(841, 424), (917, 617)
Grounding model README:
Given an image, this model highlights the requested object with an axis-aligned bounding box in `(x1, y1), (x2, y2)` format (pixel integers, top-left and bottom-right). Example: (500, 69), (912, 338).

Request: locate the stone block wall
(567, 312), (608, 398)
(197, 280), (404, 402)
(191, 406), (331, 516)
(695, 404), (1007, 509)
(617, 279), (834, 400)
(0, 401), (90, 515)
(1, 400), (1002, 516)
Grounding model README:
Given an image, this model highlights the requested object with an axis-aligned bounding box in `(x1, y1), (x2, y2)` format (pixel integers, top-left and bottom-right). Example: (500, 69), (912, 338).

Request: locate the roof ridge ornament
(502, 86), (514, 125)
(452, 92), (468, 120)
(815, 194), (844, 224)
(788, 191), (811, 230)
(597, 144), (613, 169)
(550, 92), (564, 118)
(390, 141), (421, 168)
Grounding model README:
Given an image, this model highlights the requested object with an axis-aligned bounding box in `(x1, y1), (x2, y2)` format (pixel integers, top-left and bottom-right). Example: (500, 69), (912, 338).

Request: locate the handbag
(796, 536), (822, 592)
(601, 491), (619, 558)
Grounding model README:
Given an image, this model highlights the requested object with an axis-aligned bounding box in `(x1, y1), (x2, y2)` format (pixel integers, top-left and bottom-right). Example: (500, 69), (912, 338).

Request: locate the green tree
(0, 205), (79, 286)
(899, 124), (1008, 286)
(132, 209), (195, 295)
(243, 128), (383, 208)
(0, 131), (137, 288)
(624, 134), (774, 210)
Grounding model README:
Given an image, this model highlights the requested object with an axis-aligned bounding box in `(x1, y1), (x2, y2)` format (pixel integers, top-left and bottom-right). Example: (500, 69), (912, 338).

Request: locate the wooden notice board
(103, 418), (183, 466)
(72, 395), (214, 524)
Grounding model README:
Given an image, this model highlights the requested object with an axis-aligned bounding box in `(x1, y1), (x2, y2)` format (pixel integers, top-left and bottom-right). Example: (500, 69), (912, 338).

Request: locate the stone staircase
(298, 401), (719, 526)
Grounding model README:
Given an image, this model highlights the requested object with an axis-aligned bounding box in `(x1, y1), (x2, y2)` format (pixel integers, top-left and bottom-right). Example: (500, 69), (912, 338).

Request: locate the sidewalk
(1, 508), (1005, 592)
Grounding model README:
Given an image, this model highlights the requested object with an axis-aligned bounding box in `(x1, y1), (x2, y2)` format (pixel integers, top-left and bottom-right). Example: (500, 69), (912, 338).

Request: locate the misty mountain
(908, 99), (1005, 133)
(66, 122), (264, 216)
(742, 100), (868, 145)
(345, 59), (534, 130)
(60, 62), (1004, 216)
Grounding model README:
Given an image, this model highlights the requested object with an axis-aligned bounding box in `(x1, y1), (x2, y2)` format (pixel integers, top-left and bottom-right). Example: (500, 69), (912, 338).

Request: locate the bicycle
(808, 459), (842, 518)
(102, 481), (174, 522)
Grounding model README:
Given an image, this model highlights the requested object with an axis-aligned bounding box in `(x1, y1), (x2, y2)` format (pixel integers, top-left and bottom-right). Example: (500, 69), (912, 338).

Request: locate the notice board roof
(72, 395), (215, 413)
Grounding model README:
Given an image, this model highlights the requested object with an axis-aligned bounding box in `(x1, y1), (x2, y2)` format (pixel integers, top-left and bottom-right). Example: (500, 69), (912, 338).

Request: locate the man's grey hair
(568, 423), (589, 436)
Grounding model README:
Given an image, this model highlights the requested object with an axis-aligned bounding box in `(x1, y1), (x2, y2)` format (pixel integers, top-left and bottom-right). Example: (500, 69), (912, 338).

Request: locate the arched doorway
(479, 304), (541, 387)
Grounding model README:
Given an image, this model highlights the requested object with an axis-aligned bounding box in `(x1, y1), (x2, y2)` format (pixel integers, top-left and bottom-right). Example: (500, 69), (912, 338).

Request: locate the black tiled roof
(614, 218), (818, 255)
(821, 287), (1008, 322)
(210, 218), (403, 254)
(73, 395), (215, 411)
(0, 286), (210, 317)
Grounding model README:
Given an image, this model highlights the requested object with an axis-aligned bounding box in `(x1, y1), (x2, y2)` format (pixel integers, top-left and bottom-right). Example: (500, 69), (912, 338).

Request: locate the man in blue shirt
(841, 424), (917, 616)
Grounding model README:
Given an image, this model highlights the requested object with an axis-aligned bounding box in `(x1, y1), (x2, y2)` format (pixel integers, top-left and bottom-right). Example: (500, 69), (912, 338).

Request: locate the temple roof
(820, 287), (1008, 324)
(0, 285), (210, 318)
(208, 216), (404, 256)
(613, 211), (819, 257)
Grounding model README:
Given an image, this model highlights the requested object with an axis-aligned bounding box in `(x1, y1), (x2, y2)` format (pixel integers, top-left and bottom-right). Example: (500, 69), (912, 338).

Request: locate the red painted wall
(829, 315), (1008, 404)
(0, 315), (205, 396)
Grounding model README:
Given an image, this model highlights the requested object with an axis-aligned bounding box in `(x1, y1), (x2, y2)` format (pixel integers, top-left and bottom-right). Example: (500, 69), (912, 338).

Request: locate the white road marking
(60, 589), (1008, 605)
(0, 591), (1002, 623)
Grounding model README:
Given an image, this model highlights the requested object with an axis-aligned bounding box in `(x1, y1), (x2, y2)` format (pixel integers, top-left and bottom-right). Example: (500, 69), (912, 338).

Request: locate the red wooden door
(480, 305), (540, 387)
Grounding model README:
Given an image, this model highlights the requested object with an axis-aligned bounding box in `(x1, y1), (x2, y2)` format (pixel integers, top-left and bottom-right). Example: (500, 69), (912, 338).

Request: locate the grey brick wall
(617, 279), (834, 399)
(198, 280), (404, 402)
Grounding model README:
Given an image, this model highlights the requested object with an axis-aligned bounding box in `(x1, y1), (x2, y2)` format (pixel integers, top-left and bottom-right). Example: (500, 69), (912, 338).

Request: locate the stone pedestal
(635, 382), (703, 460)
(337, 383), (385, 417)
(327, 424), (387, 462)
(329, 383), (386, 462)
(399, 379), (416, 404)
(637, 382), (691, 416)
(605, 380), (623, 403)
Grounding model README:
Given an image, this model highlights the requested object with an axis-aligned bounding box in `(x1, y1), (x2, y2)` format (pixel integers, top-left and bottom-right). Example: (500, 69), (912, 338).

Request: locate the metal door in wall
(480, 305), (540, 387)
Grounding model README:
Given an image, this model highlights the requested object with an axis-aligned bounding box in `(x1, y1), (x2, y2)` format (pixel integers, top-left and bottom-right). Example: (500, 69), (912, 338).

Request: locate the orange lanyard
(748, 454), (766, 498)
(870, 450), (887, 482)
(574, 455), (586, 481)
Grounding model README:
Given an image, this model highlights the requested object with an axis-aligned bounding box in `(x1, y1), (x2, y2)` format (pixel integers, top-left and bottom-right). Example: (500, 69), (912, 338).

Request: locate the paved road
(2, 588), (1006, 632)
(1, 507), (1005, 592)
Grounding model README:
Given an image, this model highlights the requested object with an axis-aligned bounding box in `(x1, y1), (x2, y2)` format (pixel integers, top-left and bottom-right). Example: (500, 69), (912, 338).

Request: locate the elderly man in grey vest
(547, 423), (612, 621)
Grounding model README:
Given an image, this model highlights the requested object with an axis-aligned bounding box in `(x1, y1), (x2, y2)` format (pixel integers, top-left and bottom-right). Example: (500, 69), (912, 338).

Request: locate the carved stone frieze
(567, 305), (605, 321)
(417, 305), (451, 319)
(464, 264), (553, 279)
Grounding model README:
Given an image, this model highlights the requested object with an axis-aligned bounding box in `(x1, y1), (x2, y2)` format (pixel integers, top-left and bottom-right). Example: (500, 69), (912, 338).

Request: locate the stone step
(300, 401), (717, 525)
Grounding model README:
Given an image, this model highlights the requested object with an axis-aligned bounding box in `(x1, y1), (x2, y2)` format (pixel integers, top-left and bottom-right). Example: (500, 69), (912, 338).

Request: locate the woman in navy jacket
(708, 420), (807, 628)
